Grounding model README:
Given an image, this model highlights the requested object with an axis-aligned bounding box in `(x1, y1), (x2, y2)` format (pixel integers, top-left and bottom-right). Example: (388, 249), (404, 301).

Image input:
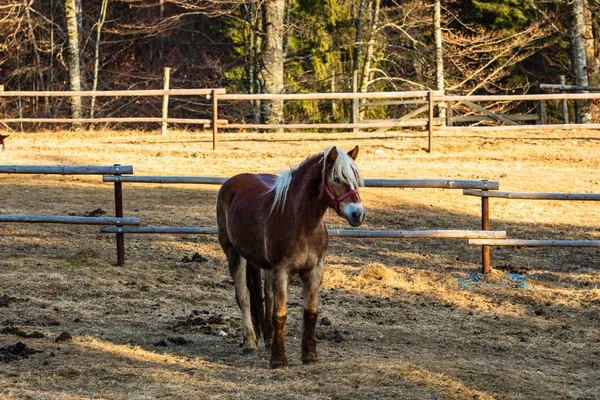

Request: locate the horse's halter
(318, 177), (360, 214)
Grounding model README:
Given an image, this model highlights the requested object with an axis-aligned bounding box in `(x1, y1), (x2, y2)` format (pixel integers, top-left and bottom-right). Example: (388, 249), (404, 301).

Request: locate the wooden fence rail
(102, 176), (500, 190)
(463, 190), (600, 201)
(100, 226), (506, 240)
(0, 165), (132, 175)
(0, 215), (140, 225)
(0, 89), (226, 97)
(469, 239), (600, 247)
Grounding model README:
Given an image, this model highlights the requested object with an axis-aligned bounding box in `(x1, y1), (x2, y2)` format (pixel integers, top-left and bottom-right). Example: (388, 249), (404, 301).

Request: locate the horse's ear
(347, 145), (359, 160)
(327, 147), (338, 163)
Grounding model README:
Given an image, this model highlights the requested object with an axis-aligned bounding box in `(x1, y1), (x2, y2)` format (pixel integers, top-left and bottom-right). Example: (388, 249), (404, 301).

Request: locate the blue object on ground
(454, 272), (536, 289)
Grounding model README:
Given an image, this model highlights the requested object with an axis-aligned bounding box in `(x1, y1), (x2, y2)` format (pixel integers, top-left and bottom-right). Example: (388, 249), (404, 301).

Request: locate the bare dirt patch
(0, 128), (599, 399)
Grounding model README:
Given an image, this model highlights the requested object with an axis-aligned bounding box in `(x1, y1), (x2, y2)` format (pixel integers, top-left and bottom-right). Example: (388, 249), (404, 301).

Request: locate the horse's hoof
(302, 359), (318, 366)
(271, 356), (287, 369)
(270, 357), (288, 369)
(243, 348), (258, 358)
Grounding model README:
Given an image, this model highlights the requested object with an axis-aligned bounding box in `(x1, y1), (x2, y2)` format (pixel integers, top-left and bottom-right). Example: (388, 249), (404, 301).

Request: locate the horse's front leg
(300, 259), (325, 365)
(270, 267), (289, 368)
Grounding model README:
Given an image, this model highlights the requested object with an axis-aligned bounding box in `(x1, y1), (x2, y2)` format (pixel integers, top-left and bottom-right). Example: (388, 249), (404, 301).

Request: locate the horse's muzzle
(344, 203), (366, 227)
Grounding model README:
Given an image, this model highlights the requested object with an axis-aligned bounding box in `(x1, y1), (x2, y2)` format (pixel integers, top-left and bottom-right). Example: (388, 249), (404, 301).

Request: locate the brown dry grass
(0, 128), (599, 400)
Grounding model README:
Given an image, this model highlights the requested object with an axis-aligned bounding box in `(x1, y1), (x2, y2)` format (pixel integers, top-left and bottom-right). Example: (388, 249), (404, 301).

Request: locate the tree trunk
(570, 0), (591, 123)
(359, 0), (380, 95)
(76, 0), (85, 91)
(586, 1), (599, 122)
(90, 0), (109, 120)
(65, 0), (82, 124)
(261, 0), (285, 128)
(351, 0), (366, 125)
(159, 0), (165, 62)
(434, 0), (445, 120)
(589, 4), (600, 86)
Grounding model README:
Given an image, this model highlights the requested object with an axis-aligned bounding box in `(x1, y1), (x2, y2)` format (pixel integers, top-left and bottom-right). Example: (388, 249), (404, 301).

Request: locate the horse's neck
(287, 163), (328, 234)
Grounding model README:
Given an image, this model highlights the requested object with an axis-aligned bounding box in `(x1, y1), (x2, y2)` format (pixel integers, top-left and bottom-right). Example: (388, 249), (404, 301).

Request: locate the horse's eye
(332, 177), (340, 184)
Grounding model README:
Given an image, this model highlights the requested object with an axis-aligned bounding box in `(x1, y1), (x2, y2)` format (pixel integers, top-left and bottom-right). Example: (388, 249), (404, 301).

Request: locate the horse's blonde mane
(269, 147), (363, 214)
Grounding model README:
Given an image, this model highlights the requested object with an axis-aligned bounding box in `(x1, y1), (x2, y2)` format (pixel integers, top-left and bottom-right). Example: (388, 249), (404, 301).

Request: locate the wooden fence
(2, 164), (597, 273)
(464, 190), (600, 258)
(1, 164), (507, 272)
(99, 175), (504, 270)
(0, 165), (141, 266)
(2, 87), (600, 152)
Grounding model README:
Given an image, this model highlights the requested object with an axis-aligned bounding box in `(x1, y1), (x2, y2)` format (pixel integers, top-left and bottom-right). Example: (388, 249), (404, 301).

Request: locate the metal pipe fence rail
(100, 175), (502, 270)
(0, 164), (138, 266)
(463, 190), (600, 271)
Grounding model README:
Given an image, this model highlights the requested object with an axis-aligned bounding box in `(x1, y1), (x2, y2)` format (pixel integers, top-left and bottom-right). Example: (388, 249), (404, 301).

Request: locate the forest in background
(0, 0), (598, 127)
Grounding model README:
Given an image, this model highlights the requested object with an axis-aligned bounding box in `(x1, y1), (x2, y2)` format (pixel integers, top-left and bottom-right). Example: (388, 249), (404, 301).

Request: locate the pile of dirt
(181, 252), (207, 263)
(83, 208), (107, 217)
(0, 294), (25, 307)
(173, 311), (236, 337)
(0, 342), (43, 363)
(0, 326), (45, 338)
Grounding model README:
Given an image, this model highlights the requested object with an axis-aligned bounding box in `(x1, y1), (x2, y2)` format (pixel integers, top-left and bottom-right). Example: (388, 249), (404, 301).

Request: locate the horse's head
(320, 146), (366, 227)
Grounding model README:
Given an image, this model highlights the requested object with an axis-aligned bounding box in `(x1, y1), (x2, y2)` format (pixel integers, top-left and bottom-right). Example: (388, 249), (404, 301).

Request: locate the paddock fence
(2, 165), (597, 273)
(2, 86), (600, 152)
(464, 190), (600, 252)
(99, 175), (505, 271)
(2, 164), (507, 272)
(0, 165), (140, 266)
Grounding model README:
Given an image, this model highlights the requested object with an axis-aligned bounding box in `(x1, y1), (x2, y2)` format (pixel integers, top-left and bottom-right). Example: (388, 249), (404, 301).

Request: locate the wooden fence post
(114, 164), (125, 267)
(481, 189), (491, 274)
(212, 89), (219, 150)
(446, 100), (453, 126)
(162, 67), (170, 136)
(427, 91), (434, 152)
(539, 100), (548, 124)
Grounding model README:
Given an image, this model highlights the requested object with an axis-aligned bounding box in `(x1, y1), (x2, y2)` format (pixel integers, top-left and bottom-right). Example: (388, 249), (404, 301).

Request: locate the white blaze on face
(343, 202), (366, 227)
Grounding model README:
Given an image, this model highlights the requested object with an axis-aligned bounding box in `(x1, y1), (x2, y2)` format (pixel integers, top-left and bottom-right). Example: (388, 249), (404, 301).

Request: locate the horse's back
(218, 173), (276, 211)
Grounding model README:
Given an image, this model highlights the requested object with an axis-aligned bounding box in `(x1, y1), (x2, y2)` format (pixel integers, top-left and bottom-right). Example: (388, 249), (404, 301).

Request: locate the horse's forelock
(324, 147), (364, 189)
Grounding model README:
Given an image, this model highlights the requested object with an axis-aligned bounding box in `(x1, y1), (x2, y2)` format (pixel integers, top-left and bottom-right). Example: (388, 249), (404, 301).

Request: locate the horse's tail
(246, 262), (265, 339)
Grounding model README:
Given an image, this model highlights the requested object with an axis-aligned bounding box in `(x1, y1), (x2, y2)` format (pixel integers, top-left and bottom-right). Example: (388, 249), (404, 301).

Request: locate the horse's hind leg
(263, 269), (274, 350)
(299, 259), (325, 365)
(228, 253), (259, 356)
(270, 267), (289, 368)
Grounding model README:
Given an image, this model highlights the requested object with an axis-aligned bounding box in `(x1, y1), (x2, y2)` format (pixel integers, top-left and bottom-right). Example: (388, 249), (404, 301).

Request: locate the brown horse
(217, 146), (365, 368)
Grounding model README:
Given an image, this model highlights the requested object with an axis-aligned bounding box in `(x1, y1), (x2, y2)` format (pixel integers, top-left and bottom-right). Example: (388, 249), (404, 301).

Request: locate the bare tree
(434, 0), (445, 119)
(261, 0), (285, 126)
(570, 0), (591, 123)
(351, 0), (367, 124)
(359, 0), (381, 94)
(585, 0), (599, 121)
(90, 0), (109, 119)
(64, 0), (82, 123)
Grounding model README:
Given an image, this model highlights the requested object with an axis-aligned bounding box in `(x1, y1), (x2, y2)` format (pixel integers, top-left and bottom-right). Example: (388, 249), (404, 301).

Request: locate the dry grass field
(0, 128), (599, 399)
